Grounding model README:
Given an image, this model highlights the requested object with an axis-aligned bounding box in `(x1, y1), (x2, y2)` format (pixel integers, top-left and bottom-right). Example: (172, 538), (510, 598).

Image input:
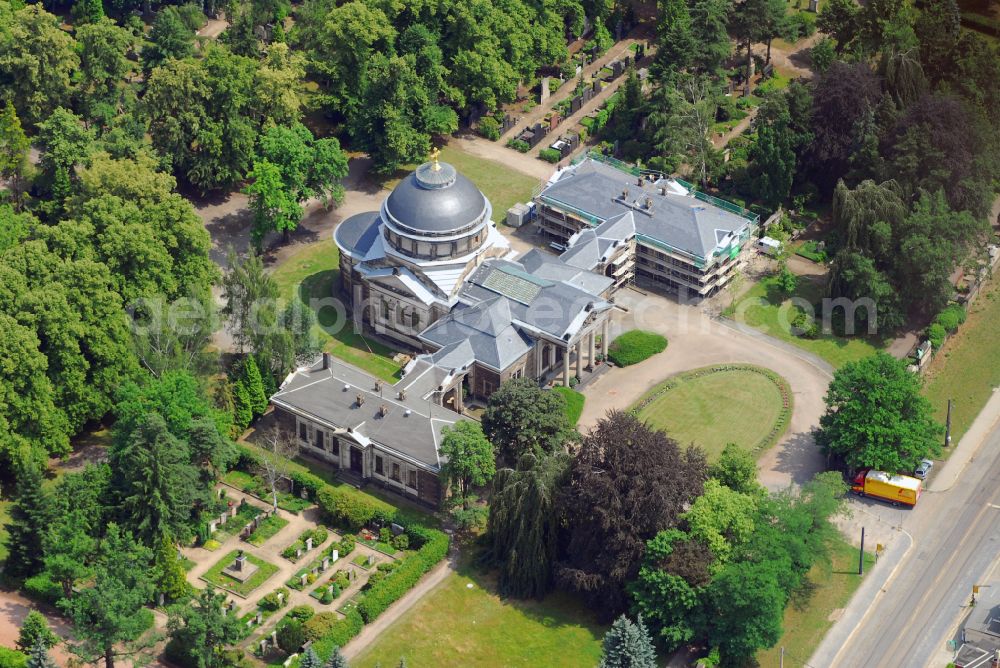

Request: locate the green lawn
(632, 366), (791, 461)
(922, 275), (1000, 443)
(757, 538), (874, 666)
(246, 515), (289, 547)
(552, 386), (585, 426)
(201, 550), (279, 597)
(270, 241), (402, 382)
(352, 560), (607, 668)
(725, 275), (883, 368)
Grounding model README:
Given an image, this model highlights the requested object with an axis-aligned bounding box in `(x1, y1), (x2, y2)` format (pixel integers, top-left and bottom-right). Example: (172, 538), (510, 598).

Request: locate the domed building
(335, 151), (511, 347)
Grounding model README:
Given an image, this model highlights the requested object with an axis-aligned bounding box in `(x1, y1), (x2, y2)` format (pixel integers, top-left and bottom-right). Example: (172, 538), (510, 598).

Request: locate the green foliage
(153, 536), (191, 602)
(356, 528), (450, 623)
(142, 7), (194, 73)
(552, 386), (585, 426)
(286, 605), (316, 623)
(316, 485), (395, 531)
(0, 102), (28, 187)
(164, 587), (244, 668)
(241, 356), (268, 417)
(817, 352), (942, 471)
(506, 139), (530, 153)
(16, 612), (58, 652)
(109, 413), (200, 546)
(22, 574), (62, 607)
(5, 461), (51, 578)
(538, 148), (561, 163)
(933, 304), (966, 333)
(482, 378), (575, 467)
(25, 639), (56, 668)
(682, 480), (758, 564)
(477, 116), (501, 141)
(482, 451), (569, 599)
(708, 443), (759, 495)
(61, 524), (155, 667)
(276, 618), (306, 653)
(606, 331), (668, 367)
(322, 646), (350, 668)
(810, 38), (836, 73)
(309, 610), (364, 659)
(440, 422), (495, 511)
(0, 648), (26, 668)
(259, 588), (289, 612)
(926, 323), (946, 350)
(598, 615), (657, 668)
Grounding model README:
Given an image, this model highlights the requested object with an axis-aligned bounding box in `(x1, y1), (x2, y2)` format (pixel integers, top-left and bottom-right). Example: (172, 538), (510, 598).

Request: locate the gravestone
(300, 488), (308, 499)
(300, 573), (308, 587)
(276, 591), (284, 606)
(209, 521), (217, 534)
(808, 0), (818, 10)
(220, 512), (227, 526)
(296, 548), (302, 559)
(390, 523), (405, 536)
(235, 553), (247, 571)
(271, 630), (277, 645)
(223, 551), (258, 583)
(305, 537), (313, 551)
(331, 550), (339, 562)
(367, 554), (375, 566)
(230, 505), (237, 518)
(256, 611), (263, 624)
(158, 592), (165, 607)
(260, 639), (268, 655)
(246, 619), (254, 629)
(322, 557), (330, 570)
(350, 569), (356, 581)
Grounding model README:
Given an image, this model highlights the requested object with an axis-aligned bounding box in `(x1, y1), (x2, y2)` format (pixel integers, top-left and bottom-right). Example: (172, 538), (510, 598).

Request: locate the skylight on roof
(481, 268), (543, 305)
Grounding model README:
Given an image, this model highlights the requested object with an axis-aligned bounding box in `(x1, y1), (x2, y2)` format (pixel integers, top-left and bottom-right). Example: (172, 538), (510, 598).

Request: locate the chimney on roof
(645, 197), (653, 209)
(621, 187), (629, 200)
(398, 389), (406, 400)
(378, 404), (389, 417)
(322, 352), (330, 370)
(355, 393), (364, 407)
(374, 379), (382, 393)
(659, 186), (666, 196)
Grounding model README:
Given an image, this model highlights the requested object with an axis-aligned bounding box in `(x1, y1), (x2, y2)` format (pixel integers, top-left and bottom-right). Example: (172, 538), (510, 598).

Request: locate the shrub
(291, 471), (325, 499)
(316, 486), (394, 531)
(539, 148), (561, 163)
(927, 323), (946, 349)
(338, 535), (356, 556)
(506, 139), (530, 153)
(23, 573), (62, 606)
(259, 588), (288, 611)
(810, 38), (835, 74)
(379, 527), (392, 544)
(286, 605), (315, 623)
(0, 648), (26, 668)
(276, 619), (305, 653)
(356, 528), (449, 623)
(606, 330), (668, 366)
(933, 304), (967, 333)
(787, 11), (816, 39)
(792, 311), (819, 339)
(303, 612), (340, 641)
(319, 588), (334, 604)
(310, 610), (364, 659)
(391, 534), (409, 550)
(477, 116), (501, 141)
(231, 443), (261, 471)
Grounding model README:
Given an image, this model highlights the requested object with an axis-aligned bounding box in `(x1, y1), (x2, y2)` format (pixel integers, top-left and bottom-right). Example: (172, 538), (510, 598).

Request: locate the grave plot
(201, 549), (279, 597)
(286, 536), (353, 590)
(280, 527), (329, 561)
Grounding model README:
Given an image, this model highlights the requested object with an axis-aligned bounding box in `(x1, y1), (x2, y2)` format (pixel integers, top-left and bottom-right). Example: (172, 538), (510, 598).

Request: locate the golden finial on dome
(429, 146), (441, 171)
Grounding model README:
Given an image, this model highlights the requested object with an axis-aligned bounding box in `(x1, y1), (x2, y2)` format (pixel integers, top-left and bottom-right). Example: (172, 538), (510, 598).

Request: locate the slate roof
(560, 211), (637, 271)
(384, 161), (488, 234)
(518, 248), (614, 295)
(538, 159), (750, 261)
(419, 297), (535, 371)
(271, 357), (467, 471)
(334, 211), (382, 259)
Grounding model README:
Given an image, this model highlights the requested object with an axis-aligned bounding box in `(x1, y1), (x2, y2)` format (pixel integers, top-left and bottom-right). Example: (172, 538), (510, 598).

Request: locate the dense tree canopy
(817, 352), (942, 471)
(481, 379), (575, 467)
(557, 411), (707, 618)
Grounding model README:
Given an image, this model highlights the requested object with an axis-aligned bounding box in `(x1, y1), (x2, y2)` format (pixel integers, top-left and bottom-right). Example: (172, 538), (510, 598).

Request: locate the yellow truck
(850, 469), (922, 507)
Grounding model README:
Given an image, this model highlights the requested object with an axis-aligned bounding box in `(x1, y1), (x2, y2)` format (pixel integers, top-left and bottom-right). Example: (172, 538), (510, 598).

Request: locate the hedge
(539, 148), (561, 163)
(316, 486), (395, 531)
(927, 323), (946, 349)
(355, 528), (449, 623)
(607, 330), (668, 366)
(0, 648), (26, 668)
(291, 470), (326, 499)
(933, 304), (967, 334)
(310, 610), (364, 658)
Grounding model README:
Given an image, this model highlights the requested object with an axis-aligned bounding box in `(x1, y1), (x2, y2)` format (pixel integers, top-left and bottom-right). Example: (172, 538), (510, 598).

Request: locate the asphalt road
(829, 422), (1000, 667)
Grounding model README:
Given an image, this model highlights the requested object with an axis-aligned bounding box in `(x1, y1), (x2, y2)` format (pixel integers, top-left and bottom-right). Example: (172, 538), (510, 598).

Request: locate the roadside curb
(713, 316), (836, 377)
(808, 527), (914, 668)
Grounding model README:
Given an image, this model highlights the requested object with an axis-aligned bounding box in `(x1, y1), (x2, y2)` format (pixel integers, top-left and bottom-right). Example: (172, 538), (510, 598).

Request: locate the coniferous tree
(299, 648), (322, 668)
(598, 615), (657, 668)
(242, 355), (268, 417)
(26, 638), (59, 668)
(17, 611), (58, 652)
(324, 647), (349, 668)
(5, 460), (52, 578)
(233, 381), (254, 434)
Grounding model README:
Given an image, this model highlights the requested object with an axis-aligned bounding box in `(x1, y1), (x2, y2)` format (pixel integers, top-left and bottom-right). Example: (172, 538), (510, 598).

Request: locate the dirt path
(0, 589), (74, 665)
(197, 18), (229, 39)
(578, 287), (832, 491)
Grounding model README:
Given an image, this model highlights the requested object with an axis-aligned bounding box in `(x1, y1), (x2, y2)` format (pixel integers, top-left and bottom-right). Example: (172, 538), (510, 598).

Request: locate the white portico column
(588, 330), (596, 368)
(575, 342), (582, 379)
(601, 319), (610, 356)
(563, 347), (571, 387)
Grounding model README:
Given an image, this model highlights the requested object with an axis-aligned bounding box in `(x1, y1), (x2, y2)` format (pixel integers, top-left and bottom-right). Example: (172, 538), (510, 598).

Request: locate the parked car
(914, 459), (934, 479)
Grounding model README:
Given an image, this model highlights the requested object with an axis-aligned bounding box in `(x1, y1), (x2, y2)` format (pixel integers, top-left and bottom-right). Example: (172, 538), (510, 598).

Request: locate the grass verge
(553, 386), (585, 426)
(352, 554), (607, 668)
(922, 274), (1000, 443)
(724, 274), (882, 368)
(201, 550), (279, 598)
(270, 241), (402, 382)
(757, 537), (874, 666)
(247, 515), (290, 547)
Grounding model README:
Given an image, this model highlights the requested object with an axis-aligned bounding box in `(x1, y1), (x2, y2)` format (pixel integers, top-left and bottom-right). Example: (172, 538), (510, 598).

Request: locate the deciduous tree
(817, 352), (942, 471)
(481, 378), (574, 467)
(440, 421), (495, 510)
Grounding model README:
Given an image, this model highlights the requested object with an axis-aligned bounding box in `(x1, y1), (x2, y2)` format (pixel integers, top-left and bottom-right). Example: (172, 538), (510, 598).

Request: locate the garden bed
(309, 570), (351, 604)
(281, 528), (330, 561)
(795, 240), (827, 263)
(286, 536), (354, 590)
(201, 550), (279, 598)
(246, 514), (289, 546)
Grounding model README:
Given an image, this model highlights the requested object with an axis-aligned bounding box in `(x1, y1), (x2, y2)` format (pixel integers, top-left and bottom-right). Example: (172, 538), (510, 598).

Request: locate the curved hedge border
(631, 364), (793, 455)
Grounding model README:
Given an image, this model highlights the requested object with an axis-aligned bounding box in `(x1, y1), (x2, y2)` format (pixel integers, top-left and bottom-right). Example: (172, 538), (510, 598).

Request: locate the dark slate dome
(384, 160), (488, 235)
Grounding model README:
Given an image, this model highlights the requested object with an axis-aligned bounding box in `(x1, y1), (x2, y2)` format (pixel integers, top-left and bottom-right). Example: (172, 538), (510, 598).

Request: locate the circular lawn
(631, 365), (792, 461)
